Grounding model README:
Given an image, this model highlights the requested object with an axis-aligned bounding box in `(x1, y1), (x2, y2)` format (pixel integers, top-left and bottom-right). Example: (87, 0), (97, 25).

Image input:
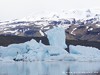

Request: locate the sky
(0, 0), (100, 21)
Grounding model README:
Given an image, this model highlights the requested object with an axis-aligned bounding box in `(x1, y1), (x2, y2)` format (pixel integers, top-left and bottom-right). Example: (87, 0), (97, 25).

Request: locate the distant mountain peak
(16, 9), (100, 21)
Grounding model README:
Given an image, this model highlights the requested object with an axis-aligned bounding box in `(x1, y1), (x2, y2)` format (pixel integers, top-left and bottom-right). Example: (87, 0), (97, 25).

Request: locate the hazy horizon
(0, 0), (100, 21)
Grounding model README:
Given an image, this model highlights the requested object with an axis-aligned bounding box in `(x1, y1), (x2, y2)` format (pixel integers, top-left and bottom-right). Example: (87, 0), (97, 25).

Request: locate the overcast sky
(0, 0), (100, 21)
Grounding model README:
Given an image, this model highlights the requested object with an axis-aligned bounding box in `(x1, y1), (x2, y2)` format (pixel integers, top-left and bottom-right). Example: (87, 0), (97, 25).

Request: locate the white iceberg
(19, 43), (72, 61)
(45, 27), (67, 49)
(70, 45), (100, 61)
(0, 27), (100, 61)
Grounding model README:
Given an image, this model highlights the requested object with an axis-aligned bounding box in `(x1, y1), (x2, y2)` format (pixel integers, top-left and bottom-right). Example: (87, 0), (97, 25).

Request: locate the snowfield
(0, 27), (100, 62)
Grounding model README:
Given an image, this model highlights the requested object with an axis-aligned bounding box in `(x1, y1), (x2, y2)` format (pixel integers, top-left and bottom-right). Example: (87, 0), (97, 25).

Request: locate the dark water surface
(0, 61), (100, 75)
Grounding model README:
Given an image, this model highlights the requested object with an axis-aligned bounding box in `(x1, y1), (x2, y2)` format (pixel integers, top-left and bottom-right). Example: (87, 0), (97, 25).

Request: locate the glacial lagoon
(0, 61), (100, 75)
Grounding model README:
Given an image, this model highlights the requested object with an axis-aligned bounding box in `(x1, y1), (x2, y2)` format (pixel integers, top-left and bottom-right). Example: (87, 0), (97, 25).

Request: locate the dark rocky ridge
(0, 35), (100, 50)
(66, 24), (100, 42)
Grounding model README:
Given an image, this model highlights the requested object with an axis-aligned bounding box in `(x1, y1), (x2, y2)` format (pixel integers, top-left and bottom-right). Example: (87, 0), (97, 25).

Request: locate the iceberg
(14, 27), (71, 61)
(0, 27), (100, 62)
(70, 45), (100, 56)
(17, 42), (71, 61)
(69, 45), (100, 61)
(45, 27), (67, 49)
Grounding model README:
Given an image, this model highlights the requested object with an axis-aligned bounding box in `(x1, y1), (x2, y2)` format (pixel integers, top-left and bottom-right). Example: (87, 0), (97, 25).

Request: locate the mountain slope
(0, 9), (100, 40)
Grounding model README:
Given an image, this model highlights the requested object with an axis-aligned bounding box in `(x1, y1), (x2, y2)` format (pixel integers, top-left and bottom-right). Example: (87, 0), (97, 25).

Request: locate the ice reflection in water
(0, 61), (100, 75)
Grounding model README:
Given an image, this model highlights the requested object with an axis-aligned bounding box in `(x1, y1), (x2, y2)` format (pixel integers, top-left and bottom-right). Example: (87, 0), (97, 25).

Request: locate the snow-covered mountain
(0, 9), (100, 39)
(18, 9), (100, 21)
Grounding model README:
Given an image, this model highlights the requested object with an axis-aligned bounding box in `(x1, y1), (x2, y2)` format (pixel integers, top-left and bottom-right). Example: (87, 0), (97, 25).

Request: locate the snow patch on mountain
(71, 28), (77, 35)
(96, 24), (100, 27)
(88, 28), (93, 31)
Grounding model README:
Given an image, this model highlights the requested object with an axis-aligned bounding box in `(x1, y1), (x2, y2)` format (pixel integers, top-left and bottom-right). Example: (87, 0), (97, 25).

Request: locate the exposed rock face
(66, 24), (100, 42)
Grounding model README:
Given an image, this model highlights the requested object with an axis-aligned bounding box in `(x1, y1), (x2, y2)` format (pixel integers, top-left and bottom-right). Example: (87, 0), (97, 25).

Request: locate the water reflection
(0, 61), (100, 75)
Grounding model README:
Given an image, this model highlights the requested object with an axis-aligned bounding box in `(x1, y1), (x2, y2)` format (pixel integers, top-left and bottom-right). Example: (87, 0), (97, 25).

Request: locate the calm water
(0, 61), (100, 75)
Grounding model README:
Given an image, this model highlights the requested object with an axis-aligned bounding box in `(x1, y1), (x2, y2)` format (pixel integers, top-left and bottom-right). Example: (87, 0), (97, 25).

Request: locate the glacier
(0, 27), (100, 62)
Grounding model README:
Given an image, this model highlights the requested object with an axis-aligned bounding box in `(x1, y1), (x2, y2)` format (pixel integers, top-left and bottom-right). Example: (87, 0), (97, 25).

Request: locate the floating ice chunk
(23, 51), (38, 61)
(19, 44), (70, 61)
(0, 47), (21, 58)
(0, 43), (29, 58)
(42, 45), (75, 61)
(21, 43), (48, 61)
(1, 27), (100, 62)
(70, 45), (100, 56)
(0, 39), (40, 58)
(15, 54), (24, 61)
(25, 39), (40, 50)
(0, 27), (70, 61)
(45, 27), (67, 49)
(44, 46), (68, 55)
(69, 45), (100, 61)
(8, 43), (28, 53)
